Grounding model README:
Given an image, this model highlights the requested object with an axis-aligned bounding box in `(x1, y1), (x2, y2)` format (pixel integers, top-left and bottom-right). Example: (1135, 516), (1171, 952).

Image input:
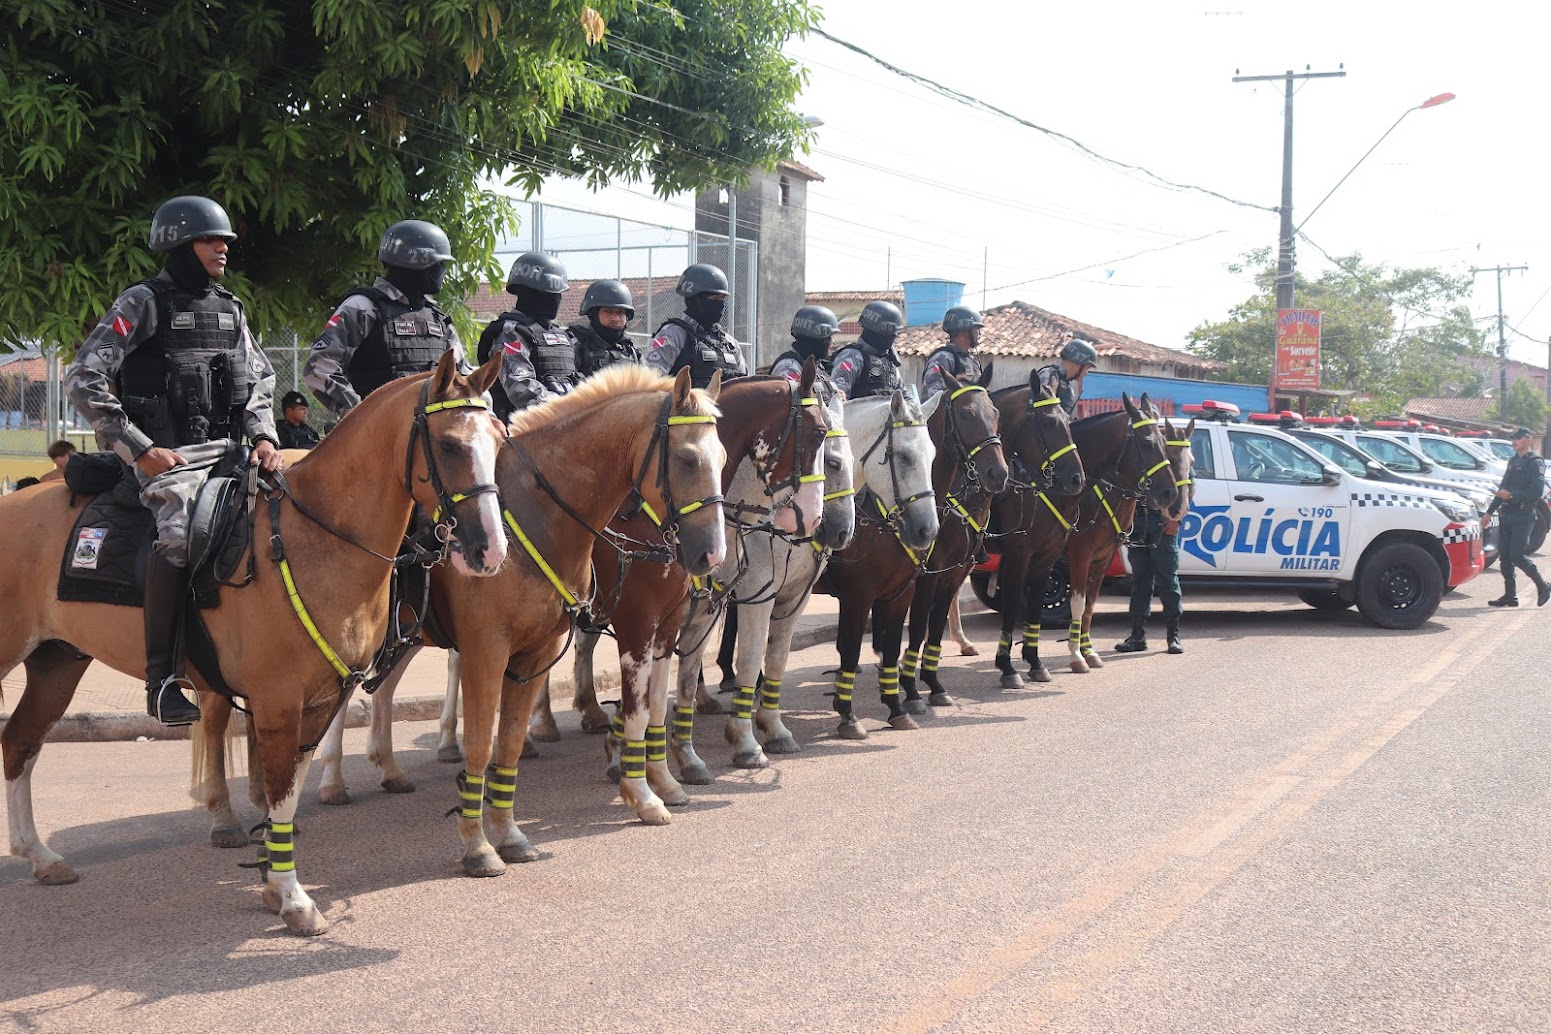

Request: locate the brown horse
(819, 366), (1008, 738)
(2, 351), (507, 935)
(1063, 396), (1185, 673)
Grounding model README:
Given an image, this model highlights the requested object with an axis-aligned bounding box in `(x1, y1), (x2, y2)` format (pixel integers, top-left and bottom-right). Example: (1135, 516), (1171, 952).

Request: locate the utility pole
(1470, 264), (1528, 419)
(1233, 66), (1346, 406)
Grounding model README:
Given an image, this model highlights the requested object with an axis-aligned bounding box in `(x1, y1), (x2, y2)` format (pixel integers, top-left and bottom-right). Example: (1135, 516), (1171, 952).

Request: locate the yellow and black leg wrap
(610, 711), (625, 741)
(448, 771), (485, 820)
(1068, 618), (1083, 648)
(732, 685), (755, 721)
(1023, 624), (1040, 649)
(621, 739), (647, 781)
(645, 725), (668, 764)
(672, 703), (695, 744)
(264, 820), (295, 875)
(833, 669), (856, 705)
(901, 648), (920, 681)
(484, 765), (517, 812)
(998, 632), (1013, 654)
(1080, 631), (1094, 655)
(759, 677), (782, 712)
(921, 643), (942, 675)
(879, 664), (900, 700)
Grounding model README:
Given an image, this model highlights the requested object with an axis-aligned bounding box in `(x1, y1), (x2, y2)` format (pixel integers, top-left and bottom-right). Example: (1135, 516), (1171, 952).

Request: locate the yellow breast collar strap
(1093, 484), (1124, 536)
(1037, 491), (1073, 531)
(504, 507), (580, 607)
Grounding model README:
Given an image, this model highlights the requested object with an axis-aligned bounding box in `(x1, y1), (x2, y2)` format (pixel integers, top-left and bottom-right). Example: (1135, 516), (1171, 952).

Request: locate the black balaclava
(588, 314), (629, 346)
(859, 328), (898, 356)
(792, 334), (830, 361)
(512, 285), (563, 325)
(163, 243), (213, 292)
(685, 293), (725, 329)
(385, 261), (446, 304)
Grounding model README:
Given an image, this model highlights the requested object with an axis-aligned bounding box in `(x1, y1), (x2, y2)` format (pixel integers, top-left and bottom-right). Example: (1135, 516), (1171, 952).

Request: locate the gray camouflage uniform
(303, 276), (466, 418)
(65, 276), (278, 565)
(643, 317), (749, 380)
(485, 314), (578, 411)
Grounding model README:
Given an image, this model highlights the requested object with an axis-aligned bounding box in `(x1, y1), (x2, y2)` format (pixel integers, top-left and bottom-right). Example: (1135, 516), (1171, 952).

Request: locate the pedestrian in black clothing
(1483, 427), (1550, 608)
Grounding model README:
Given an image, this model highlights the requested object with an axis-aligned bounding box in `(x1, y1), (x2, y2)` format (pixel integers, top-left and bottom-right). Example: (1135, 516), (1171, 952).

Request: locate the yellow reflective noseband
(1143, 458), (1171, 479)
(423, 398), (491, 416)
(1045, 442), (1077, 464)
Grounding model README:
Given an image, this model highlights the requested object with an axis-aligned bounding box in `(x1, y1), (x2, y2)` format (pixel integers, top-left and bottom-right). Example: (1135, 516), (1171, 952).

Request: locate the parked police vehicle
(1168, 401), (1485, 629)
(1371, 418), (1507, 480)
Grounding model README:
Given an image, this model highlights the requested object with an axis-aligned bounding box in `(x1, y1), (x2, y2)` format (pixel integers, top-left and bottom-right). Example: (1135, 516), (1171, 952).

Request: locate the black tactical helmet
(858, 300), (903, 337)
(942, 306), (985, 334)
(581, 278), (635, 317)
(505, 251), (569, 294)
(791, 305), (840, 341)
(675, 263), (729, 297)
(149, 196), (237, 252)
(1060, 337), (1099, 367)
(378, 220), (454, 270)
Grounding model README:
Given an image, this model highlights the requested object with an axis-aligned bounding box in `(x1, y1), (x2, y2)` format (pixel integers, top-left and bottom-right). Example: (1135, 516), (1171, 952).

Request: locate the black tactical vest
(477, 312), (579, 419)
(771, 348), (830, 378)
(1035, 363), (1078, 415)
(117, 278), (249, 449)
(342, 287), (450, 400)
(841, 343), (903, 398)
(572, 321), (639, 377)
(662, 317), (744, 389)
(929, 345), (983, 388)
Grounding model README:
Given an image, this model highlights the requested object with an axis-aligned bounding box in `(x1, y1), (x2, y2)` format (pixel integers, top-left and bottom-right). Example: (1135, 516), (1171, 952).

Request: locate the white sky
(533, 0), (1551, 366)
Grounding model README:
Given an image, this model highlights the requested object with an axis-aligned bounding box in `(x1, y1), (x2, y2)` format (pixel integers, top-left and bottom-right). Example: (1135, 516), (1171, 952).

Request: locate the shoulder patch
(649, 335), (669, 350)
(504, 339), (527, 355)
(837, 359), (855, 373)
(111, 315), (133, 337)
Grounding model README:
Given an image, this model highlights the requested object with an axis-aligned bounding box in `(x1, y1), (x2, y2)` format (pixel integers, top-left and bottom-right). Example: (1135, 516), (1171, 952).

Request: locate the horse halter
(942, 384), (1002, 487)
(855, 402), (935, 536)
(1021, 394), (1079, 491)
(730, 379), (827, 537)
(1097, 414), (1172, 500)
(407, 379), (500, 538)
(624, 393), (724, 547)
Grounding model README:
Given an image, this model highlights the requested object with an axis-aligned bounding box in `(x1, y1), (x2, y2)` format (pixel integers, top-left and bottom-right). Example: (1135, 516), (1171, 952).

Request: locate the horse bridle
(727, 379), (828, 538)
(854, 400), (935, 537)
(1019, 395), (1079, 492)
(408, 380), (501, 536)
(1094, 414), (1172, 501)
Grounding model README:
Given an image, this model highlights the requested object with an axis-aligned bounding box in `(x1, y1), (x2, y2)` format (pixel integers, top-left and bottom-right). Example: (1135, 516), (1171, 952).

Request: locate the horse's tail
(188, 694), (245, 803)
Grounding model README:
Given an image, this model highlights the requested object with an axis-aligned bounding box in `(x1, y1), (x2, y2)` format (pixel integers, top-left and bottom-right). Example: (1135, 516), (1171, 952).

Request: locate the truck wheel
(1038, 559), (1073, 629)
(1529, 504), (1549, 554)
(1297, 588), (1355, 612)
(970, 571), (999, 610)
(1356, 542), (1442, 630)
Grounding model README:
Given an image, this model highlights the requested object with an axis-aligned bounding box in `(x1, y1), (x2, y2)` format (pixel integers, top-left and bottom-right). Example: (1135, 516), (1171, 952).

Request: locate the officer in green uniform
(1115, 502), (1184, 653)
(1483, 427), (1550, 607)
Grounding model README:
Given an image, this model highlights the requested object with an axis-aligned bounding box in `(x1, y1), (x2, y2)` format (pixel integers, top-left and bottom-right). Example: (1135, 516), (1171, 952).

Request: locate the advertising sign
(1276, 308), (1321, 389)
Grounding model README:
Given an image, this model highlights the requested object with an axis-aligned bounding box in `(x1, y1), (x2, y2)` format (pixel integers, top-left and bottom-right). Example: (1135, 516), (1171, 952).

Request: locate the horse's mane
(506, 364), (719, 435)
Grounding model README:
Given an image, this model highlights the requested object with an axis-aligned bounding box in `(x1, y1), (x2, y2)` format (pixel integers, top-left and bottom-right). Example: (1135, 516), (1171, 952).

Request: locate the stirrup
(148, 675), (201, 727)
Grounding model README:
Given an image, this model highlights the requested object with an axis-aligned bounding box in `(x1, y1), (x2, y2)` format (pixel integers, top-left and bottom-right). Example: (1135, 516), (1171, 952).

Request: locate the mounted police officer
(1036, 337), (1098, 417)
(571, 279), (640, 377)
(921, 305), (986, 399)
(1483, 427), (1550, 608)
(304, 219), (463, 420)
(645, 263), (747, 387)
(769, 305), (839, 381)
(831, 300), (905, 399)
(478, 251), (579, 419)
(275, 390), (321, 450)
(65, 195), (282, 726)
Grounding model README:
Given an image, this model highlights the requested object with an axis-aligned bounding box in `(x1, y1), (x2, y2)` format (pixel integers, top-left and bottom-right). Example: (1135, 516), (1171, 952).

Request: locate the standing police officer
(1483, 427), (1550, 607)
(304, 220), (463, 419)
(645, 263), (747, 387)
(830, 300), (905, 399)
(572, 279), (640, 377)
(477, 251), (579, 418)
(275, 390), (321, 450)
(769, 305), (839, 381)
(66, 195), (282, 726)
(1036, 337), (1099, 417)
(921, 305), (986, 399)
(1114, 503), (1185, 654)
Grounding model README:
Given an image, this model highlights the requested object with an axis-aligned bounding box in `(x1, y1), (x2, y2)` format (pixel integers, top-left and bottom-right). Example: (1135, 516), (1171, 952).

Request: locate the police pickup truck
(1172, 402), (1484, 628)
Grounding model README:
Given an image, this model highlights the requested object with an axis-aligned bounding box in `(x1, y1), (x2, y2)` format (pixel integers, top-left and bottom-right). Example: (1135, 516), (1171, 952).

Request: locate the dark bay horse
(896, 369), (1077, 710)
(3, 352), (506, 935)
(819, 365), (1007, 739)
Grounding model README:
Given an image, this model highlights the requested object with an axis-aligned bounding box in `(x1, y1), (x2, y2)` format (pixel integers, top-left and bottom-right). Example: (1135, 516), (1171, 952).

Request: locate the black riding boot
(1166, 618), (1183, 655)
(1489, 567), (1518, 607)
(144, 553), (199, 726)
(1114, 622), (1148, 652)
(1532, 568), (1551, 608)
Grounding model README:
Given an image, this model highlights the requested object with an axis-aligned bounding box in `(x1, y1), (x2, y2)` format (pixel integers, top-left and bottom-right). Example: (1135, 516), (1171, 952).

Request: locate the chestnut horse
(1, 352), (507, 935)
(1063, 396), (1186, 673)
(818, 366), (1007, 739)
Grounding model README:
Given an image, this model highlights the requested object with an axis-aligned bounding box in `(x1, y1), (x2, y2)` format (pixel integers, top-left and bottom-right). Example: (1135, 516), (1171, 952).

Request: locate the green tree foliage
(1485, 376), (1551, 431)
(1187, 249), (1489, 414)
(0, 0), (816, 352)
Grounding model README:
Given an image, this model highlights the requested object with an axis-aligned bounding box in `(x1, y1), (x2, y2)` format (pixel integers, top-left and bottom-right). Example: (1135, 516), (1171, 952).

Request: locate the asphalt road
(3, 579), (1548, 1032)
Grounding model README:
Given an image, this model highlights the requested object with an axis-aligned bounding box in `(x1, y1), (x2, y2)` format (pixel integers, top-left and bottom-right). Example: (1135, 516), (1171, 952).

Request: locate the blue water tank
(901, 278), (965, 327)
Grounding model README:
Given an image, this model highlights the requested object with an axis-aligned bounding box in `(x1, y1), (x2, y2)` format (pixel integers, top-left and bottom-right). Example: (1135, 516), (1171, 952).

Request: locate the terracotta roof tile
(1402, 397), (1499, 422)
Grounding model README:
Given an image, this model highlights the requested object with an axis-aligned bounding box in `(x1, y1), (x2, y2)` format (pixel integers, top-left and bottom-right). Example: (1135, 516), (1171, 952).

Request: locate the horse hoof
(928, 691), (954, 707)
(521, 739), (540, 760)
(436, 744), (464, 764)
(660, 786), (690, 807)
(697, 698), (724, 716)
(281, 904), (330, 937)
(762, 735), (801, 755)
(529, 724), (562, 743)
(210, 825), (250, 849)
(678, 763), (714, 786)
(902, 698), (928, 716)
(1069, 659), (1089, 674)
(1000, 672), (1024, 689)
(888, 714), (920, 732)
(497, 840), (541, 864)
(34, 860), (79, 886)
(733, 750), (769, 770)
(636, 803), (672, 826)
(1084, 652), (1105, 669)
(317, 785), (352, 806)
(958, 643), (980, 656)
(462, 848), (507, 878)
(1026, 667), (1052, 684)
(578, 715), (610, 736)
(261, 883), (283, 915)
(381, 775), (415, 794)
(604, 763), (621, 783)
(837, 719), (869, 741)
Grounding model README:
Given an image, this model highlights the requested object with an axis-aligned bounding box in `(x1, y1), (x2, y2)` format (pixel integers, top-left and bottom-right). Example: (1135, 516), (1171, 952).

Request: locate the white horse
(671, 388), (939, 781)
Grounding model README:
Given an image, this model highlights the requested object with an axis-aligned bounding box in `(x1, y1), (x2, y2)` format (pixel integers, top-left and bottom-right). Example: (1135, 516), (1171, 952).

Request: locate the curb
(7, 619), (844, 745)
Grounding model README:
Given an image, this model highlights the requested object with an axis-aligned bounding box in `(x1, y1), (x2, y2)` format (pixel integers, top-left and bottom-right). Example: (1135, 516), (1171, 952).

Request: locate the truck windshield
(1357, 435), (1426, 474)
(1295, 434), (1370, 477)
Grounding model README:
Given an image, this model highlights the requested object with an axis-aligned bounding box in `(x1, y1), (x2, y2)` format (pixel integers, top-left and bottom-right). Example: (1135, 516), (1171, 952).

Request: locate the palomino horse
(1063, 395), (1184, 673)
(819, 366), (1007, 739)
(670, 385), (936, 778)
(524, 364), (832, 817)
(895, 370), (1073, 712)
(2, 352), (507, 935)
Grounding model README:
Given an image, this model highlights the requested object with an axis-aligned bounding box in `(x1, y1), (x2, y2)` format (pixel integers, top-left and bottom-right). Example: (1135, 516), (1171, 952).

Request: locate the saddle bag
(63, 451), (130, 496)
